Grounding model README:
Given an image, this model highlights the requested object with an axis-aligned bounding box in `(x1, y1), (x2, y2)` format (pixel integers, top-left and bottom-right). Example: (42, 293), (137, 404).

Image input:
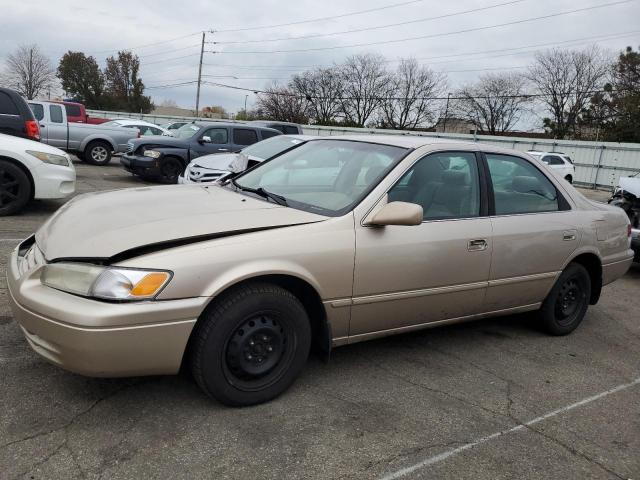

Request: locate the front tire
(540, 263), (591, 335)
(565, 175), (573, 184)
(191, 283), (311, 406)
(84, 141), (112, 165)
(0, 160), (31, 216)
(159, 157), (183, 184)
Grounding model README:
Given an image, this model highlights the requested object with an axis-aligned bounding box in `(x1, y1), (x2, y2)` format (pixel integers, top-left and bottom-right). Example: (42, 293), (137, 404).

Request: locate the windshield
(174, 124), (200, 139)
(234, 140), (407, 216)
(241, 136), (306, 160)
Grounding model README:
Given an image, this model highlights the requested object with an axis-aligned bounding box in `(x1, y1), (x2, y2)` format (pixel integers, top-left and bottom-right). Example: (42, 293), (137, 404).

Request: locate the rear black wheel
(159, 157), (183, 184)
(540, 263), (591, 335)
(0, 160), (31, 216)
(565, 175), (573, 184)
(191, 282), (311, 406)
(84, 141), (112, 166)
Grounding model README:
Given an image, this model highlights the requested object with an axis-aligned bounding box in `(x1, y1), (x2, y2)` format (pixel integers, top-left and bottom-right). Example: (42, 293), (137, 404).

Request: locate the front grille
(18, 244), (45, 277)
(188, 167), (224, 183)
(126, 141), (134, 154)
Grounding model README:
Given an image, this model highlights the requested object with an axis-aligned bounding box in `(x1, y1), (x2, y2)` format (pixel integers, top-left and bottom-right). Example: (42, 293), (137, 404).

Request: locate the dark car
(120, 121), (281, 183)
(251, 120), (303, 134)
(0, 87), (40, 141)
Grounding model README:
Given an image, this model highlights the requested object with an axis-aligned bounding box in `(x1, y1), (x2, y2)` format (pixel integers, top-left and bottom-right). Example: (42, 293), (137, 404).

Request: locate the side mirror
(366, 201), (423, 226)
(200, 135), (212, 144)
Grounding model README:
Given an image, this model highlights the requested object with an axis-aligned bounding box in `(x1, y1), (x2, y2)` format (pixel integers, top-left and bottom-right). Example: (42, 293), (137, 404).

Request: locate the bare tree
(527, 46), (610, 138)
(3, 44), (55, 99)
(339, 54), (388, 127)
(453, 72), (530, 134)
(291, 67), (344, 124)
(255, 83), (309, 123)
(381, 58), (447, 130)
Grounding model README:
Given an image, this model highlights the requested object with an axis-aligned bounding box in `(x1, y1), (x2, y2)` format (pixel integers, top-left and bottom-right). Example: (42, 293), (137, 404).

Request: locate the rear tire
(0, 160), (31, 216)
(191, 282), (311, 407)
(84, 141), (112, 166)
(565, 175), (573, 184)
(540, 263), (591, 335)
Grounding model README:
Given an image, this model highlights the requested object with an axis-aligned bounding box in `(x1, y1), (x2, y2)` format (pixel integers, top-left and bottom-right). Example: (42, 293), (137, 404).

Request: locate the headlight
(143, 150), (161, 159)
(26, 150), (70, 167)
(41, 263), (171, 301)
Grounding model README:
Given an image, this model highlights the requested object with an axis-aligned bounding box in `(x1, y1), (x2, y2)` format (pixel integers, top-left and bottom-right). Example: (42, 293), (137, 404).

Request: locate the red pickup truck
(61, 101), (110, 124)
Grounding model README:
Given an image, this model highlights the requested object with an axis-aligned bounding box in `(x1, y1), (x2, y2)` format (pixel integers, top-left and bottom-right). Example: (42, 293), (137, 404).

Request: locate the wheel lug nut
(249, 340), (255, 346)
(266, 346), (273, 352)
(262, 335), (268, 341)
(246, 354), (252, 360)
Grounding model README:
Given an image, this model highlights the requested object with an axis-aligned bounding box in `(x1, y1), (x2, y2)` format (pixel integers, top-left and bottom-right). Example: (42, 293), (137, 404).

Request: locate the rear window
(64, 104), (82, 117)
(30, 103), (44, 121)
(0, 92), (19, 115)
(233, 128), (258, 145)
(284, 125), (300, 134)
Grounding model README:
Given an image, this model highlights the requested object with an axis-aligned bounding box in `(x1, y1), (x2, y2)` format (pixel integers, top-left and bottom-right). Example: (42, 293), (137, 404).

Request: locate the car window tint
(49, 105), (64, 123)
(203, 128), (228, 144)
(486, 153), (559, 215)
(0, 92), (19, 115)
(388, 152), (480, 220)
(29, 103), (44, 121)
(233, 128), (258, 145)
(546, 155), (565, 166)
(64, 104), (81, 117)
(261, 129), (280, 139)
(284, 126), (300, 134)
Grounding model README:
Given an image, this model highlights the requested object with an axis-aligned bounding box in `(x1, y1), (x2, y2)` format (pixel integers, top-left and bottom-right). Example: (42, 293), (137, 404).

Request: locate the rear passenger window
(233, 128), (258, 145)
(388, 152), (480, 220)
(30, 103), (44, 121)
(261, 130), (280, 139)
(0, 92), (19, 115)
(64, 104), (81, 117)
(486, 154), (559, 215)
(50, 105), (64, 124)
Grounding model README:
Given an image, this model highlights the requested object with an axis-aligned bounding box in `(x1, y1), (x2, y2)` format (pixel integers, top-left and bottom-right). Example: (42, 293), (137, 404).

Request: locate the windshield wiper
(231, 180), (288, 206)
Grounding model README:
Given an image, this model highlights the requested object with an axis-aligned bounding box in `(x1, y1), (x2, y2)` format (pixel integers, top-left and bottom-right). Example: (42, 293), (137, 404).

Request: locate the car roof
(308, 134), (480, 149)
(110, 119), (158, 126)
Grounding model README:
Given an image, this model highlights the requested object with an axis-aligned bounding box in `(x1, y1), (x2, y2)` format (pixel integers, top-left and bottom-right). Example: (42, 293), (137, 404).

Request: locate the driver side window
(388, 152), (480, 220)
(202, 128), (228, 144)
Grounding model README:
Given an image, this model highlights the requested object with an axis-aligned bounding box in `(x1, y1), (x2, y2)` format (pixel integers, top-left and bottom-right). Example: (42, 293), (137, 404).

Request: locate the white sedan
(0, 133), (75, 215)
(527, 151), (575, 183)
(101, 119), (172, 137)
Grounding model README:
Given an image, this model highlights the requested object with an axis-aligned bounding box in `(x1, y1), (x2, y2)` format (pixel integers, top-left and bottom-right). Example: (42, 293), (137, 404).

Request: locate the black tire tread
(0, 160), (31, 216)
(84, 140), (112, 166)
(540, 262), (591, 336)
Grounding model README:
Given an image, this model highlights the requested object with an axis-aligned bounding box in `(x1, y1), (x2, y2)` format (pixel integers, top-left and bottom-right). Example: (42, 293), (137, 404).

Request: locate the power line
(137, 44), (201, 59)
(142, 52), (201, 66)
(213, 0), (525, 45)
(211, 0), (636, 54)
(212, 0), (426, 33)
(90, 32), (202, 55)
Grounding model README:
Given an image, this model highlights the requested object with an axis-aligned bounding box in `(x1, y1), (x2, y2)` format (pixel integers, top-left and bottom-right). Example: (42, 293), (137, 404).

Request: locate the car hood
(130, 136), (189, 149)
(36, 185), (327, 261)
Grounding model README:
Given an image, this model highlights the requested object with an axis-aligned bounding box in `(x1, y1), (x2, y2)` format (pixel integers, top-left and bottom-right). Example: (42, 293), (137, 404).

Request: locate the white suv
(0, 133), (75, 215)
(527, 151), (575, 183)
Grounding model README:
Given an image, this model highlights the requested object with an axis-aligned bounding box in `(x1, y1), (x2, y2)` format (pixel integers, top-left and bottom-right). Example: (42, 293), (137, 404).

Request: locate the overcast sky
(1, 0), (639, 126)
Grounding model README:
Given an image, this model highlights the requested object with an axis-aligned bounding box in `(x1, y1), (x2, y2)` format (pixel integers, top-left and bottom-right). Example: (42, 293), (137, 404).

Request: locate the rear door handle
(468, 239), (488, 251)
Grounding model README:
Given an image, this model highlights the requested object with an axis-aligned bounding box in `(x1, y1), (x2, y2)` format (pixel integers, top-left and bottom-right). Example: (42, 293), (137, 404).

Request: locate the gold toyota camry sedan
(8, 135), (634, 406)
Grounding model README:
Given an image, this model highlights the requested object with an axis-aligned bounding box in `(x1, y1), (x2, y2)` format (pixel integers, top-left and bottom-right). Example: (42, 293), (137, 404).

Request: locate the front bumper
(7, 240), (207, 377)
(33, 163), (76, 200)
(120, 153), (162, 177)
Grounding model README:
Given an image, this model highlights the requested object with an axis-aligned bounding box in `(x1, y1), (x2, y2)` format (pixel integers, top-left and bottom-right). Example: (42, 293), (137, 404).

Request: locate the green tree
(587, 46), (640, 142)
(103, 51), (153, 113)
(57, 51), (104, 108)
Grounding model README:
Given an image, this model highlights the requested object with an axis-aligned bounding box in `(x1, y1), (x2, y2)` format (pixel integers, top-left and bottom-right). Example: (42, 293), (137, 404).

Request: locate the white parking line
(380, 376), (640, 480)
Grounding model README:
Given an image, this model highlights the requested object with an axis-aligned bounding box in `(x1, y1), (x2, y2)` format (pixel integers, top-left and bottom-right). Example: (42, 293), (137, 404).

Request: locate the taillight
(25, 120), (40, 141)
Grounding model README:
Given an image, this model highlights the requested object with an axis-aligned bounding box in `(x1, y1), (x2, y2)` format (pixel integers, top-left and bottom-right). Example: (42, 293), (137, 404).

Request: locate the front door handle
(218, 148), (229, 152)
(468, 239), (488, 252)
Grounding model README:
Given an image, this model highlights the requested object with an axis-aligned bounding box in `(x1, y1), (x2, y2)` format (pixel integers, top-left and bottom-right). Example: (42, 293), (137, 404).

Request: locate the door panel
(350, 219), (492, 335)
(47, 105), (67, 150)
(191, 127), (230, 158)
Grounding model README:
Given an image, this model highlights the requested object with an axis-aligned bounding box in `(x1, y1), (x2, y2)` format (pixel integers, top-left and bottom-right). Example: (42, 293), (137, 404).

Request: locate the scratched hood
(36, 185), (327, 261)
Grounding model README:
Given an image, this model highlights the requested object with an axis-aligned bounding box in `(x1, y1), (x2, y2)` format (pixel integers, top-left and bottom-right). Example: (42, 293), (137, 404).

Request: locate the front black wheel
(159, 157), (183, 184)
(0, 160), (31, 216)
(191, 283), (311, 406)
(540, 263), (591, 335)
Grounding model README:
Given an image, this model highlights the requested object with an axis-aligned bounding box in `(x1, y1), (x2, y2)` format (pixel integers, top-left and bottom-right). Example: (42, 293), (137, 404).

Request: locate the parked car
(527, 151), (575, 183)
(8, 136), (633, 406)
(251, 120), (303, 134)
(608, 175), (640, 262)
(101, 119), (172, 137)
(178, 134), (314, 184)
(61, 101), (110, 125)
(0, 87), (40, 141)
(121, 121), (281, 183)
(160, 121), (189, 133)
(28, 100), (139, 165)
(0, 132), (75, 215)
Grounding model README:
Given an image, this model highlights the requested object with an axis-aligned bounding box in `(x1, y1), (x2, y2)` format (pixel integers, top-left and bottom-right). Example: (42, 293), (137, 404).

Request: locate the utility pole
(442, 92), (451, 133)
(244, 94), (248, 113)
(195, 31), (205, 117)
